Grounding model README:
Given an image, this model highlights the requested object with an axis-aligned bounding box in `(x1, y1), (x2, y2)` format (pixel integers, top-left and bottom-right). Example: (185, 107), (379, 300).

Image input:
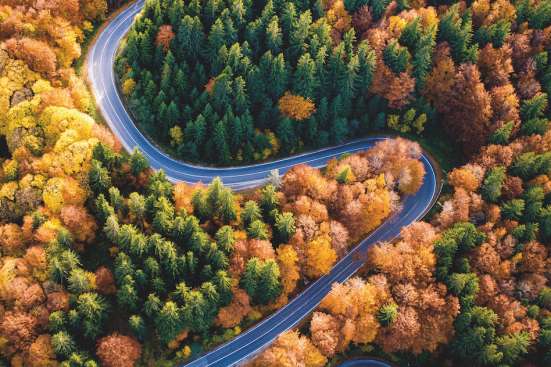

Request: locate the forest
(116, 0), (431, 164)
(117, 0), (551, 166)
(246, 0), (551, 364)
(0, 2), (423, 365)
(0, 0), (551, 366)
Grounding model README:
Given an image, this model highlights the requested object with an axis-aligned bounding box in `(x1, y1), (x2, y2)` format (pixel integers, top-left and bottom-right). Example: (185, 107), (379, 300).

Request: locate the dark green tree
(438, 4), (478, 64)
(383, 40), (411, 74)
(274, 212), (296, 244)
(88, 160), (112, 195)
(247, 219), (269, 240)
(155, 301), (183, 344)
(241, 200), (262, 227)
(489, 121), (514, 145)
(481, 166), (506, 203)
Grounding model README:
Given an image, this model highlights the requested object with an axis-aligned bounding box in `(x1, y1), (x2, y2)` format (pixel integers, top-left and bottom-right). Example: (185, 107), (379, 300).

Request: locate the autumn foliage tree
(249, 330), (327, 367)
(155, 25), (175, 52)
(5, 38), (57, 75)
(278, 93), (316, 121)
(96, 333), (142, 367)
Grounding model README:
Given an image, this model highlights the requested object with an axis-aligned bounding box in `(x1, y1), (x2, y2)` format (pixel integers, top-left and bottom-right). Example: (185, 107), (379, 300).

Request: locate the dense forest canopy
(118, 0), (551, 166)
(117, 0), (423, 164)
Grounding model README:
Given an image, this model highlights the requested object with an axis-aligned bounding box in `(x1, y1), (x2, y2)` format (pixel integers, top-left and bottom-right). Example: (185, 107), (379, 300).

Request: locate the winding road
(86, 1), (440, 366)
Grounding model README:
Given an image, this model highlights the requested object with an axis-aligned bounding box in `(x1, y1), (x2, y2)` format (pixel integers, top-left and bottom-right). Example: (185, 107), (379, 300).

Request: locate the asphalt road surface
(87, 1), (440, 366)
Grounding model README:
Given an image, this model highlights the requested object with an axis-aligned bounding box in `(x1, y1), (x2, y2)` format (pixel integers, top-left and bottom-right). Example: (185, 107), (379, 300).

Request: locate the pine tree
(200, 281), (220, 308)
(266, 16), (283, 54)
(438, 4), (478, 64)
(288, 10), (312, 64)
(481, 166), (506, 203)
(277, 118), (297, 154)
(68, 269), (95, 294)
(192, 190), (210, 220)
(117, 276), (139, 312)
(271, 53), (288, 99)
(274, 212), (296, 244)
(489, 121), (514, 145)
(155, 301), (183, 344)
(240, 257), (261, 301)
(92, 143), (118, 169)
(147, 170), (173, 198)
(208, 18), (226, 59)
(124, 31), (140, 66)
(51, 331), (76, 358)
(496, 332), (530, 365)
(129, 315), (147, 341)
(260, 184), (279, 215)
(212, 71), (233, 112)
(206, 177), (224, 214)
(523, 185), (544, 222)
(357, 41), (376, 95)
(166, 101), (180, 128)
(501, 199), (525, 221)
(215, 226), (235, 254)
(293, 53), (318, 99)
(257, 259), (282, 304)
(48, 311), (66, 333)
(412, 28), (436, 90)
(510, 152), (551, 179)
(233, 76), (249, 114)
(130, 148), (149, 176)
(144, 293), (162, 318)
(219, 189), (237, 223)
(212, 121), (231, 164)
(241, 201), (262, 228)
(377, 303), (398, 326)
(186, 290), (211, 331)
(247, 219), (269, 240)
(383, 40), (411, 74)
(89, 160), (112, 194)
(169, 0), (185, 27)
(371, 0), (390, 20)
(76, 292), (109, 339)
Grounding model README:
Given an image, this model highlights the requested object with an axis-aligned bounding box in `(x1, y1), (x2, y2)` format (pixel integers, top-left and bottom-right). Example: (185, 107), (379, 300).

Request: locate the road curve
(87, 1), (440, 366)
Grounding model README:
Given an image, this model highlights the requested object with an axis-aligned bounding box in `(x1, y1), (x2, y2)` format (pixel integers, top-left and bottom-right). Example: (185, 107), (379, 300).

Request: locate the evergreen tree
(257, 259), (282, 304)
(438, 4), (478, 64)
(219, 188), (238, 223)
(208, 19), (226, 59)
(215, 226), (235, 254)
(89, 160), (112, 195)
(129, 315), (147, 341)
(501, 199), (525, 221)
(293, 53), (318, 99)
(274, 212), (296, 244)
(277, 118), (297, 154)
(489, 121), (514, 145)
(247, 219), (269, 240)
(76, 293), (109, 339)
(260, 184), (279, 216)
(155, 301), (183, 344)
(51, 331), (76, 358)
(383, 40), (411, 74)
(241, 200), (263, 227)
(377, 303), (398, 326)
(357, 42), (376, 95)
(266, 16), (283, 54)
(481, 166), (506, 203)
